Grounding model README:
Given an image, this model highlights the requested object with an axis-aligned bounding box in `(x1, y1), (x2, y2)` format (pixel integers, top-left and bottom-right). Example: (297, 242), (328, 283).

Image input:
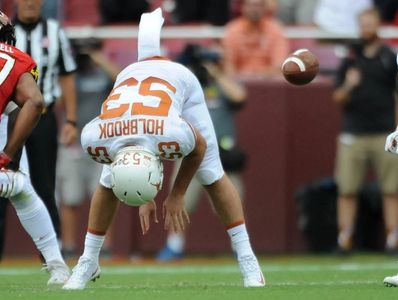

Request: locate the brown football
(281, 49), (319, 85)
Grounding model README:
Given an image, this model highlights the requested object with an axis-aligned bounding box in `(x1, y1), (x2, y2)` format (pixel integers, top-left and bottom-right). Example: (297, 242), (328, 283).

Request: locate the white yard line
(273, 280), (380, 286)
(0, 262), (396, 276)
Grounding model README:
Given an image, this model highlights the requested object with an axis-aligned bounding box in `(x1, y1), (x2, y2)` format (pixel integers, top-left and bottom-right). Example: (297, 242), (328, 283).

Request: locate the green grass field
(1, 254), (398, 300)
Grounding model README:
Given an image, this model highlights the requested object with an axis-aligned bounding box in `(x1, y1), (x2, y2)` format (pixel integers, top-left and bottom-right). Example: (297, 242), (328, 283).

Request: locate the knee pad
(0, 170), (26, 198)
(10, 182), (43, 214)
(9, 174), (41, 211)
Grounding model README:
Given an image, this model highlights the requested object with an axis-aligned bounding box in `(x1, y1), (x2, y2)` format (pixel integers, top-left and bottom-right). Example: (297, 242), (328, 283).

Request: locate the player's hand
(162, 193), (190, 233)
(60, 123), (78, 146)
(0, 151), (11, 169)
(139, 200), (158, 235)
(385, 130), (398, 154)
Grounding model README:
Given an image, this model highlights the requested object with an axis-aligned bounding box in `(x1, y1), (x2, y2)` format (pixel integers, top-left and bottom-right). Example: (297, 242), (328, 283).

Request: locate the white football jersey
(81, 59), (198, 164)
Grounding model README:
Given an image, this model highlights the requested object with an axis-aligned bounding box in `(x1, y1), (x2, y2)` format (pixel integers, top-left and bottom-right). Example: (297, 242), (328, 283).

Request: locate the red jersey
(0, 42), (38, 115)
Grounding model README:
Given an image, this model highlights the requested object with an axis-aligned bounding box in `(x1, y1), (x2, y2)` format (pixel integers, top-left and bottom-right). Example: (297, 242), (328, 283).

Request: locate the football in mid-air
(281, 49), (319, 85)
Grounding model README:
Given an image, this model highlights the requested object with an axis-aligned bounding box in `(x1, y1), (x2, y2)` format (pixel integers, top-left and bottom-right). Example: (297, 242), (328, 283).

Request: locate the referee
(13, 0), (76, 239)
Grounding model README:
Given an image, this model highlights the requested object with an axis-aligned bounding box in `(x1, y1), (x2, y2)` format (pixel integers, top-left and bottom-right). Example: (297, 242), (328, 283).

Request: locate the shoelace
(239, 256), (259, 275)
(41, 264), (51, 273)
(70, 258), (95, 281)
(41, 261), (69, 276)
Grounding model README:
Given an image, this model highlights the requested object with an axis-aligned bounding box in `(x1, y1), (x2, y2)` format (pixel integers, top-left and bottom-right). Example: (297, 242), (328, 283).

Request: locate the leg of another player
(58, 145), (83, 258)
(337, 195), (357, 252)
(384, 210), (398, 287)
(61, 205), (79, 257)
(9, 178), (69, 285)
(0, 198), (8, 261)
(158, 173), (202, 261)
(383, 194), (398, 252)
(204, 174), (265, 287)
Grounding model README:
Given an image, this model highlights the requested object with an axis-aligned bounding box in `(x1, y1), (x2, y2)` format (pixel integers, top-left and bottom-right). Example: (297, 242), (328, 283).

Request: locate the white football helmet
(110, 146), (163, 206)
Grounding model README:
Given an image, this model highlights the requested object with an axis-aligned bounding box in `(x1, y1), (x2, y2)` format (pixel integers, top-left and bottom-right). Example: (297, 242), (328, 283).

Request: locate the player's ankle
(81, 232), (106, 262)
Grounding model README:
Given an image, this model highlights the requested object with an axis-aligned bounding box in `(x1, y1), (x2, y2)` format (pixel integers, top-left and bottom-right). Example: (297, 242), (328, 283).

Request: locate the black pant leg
(25, 110), (60, 237)
(0, 198), (8, 260)
(0, 109), (23, 259)
(6, 108), (23, 171)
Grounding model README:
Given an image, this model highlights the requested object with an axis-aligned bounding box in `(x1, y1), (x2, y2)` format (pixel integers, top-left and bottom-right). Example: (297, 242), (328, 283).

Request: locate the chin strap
(137, 8), (164, 61)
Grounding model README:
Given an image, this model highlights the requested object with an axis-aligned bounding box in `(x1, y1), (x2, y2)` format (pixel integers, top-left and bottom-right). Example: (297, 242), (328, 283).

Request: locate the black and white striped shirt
(14, 18), (77, 106)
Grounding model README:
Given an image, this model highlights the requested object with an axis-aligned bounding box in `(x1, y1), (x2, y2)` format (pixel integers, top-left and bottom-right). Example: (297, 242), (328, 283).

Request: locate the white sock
(167, 232), (185, 253)
(10, 182), (64, 263)
(82, 232), (105, 263)
(227, 223), (254, 259)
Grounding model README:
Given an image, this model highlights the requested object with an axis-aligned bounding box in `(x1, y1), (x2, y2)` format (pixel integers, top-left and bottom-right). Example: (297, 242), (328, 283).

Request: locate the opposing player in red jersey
(0, 10), (43, 168)
(0, 11), (70, 285)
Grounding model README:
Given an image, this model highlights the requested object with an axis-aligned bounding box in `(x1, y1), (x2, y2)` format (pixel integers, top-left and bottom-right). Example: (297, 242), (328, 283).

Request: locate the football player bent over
(63, 8), (265, 290)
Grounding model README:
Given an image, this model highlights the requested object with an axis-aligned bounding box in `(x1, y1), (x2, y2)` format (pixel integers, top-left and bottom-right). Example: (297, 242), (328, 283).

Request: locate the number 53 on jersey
(100, 76), (177, 120)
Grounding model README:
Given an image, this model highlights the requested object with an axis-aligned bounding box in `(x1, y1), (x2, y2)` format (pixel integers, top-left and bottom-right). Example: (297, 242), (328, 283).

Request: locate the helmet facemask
(0, 11), (16, 46)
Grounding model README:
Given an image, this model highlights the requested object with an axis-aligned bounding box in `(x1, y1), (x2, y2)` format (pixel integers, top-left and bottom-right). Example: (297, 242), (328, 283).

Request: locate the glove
(0, 151), (11, 169)
(0, 170), (25, 198)
(385, 130), (398, 154)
